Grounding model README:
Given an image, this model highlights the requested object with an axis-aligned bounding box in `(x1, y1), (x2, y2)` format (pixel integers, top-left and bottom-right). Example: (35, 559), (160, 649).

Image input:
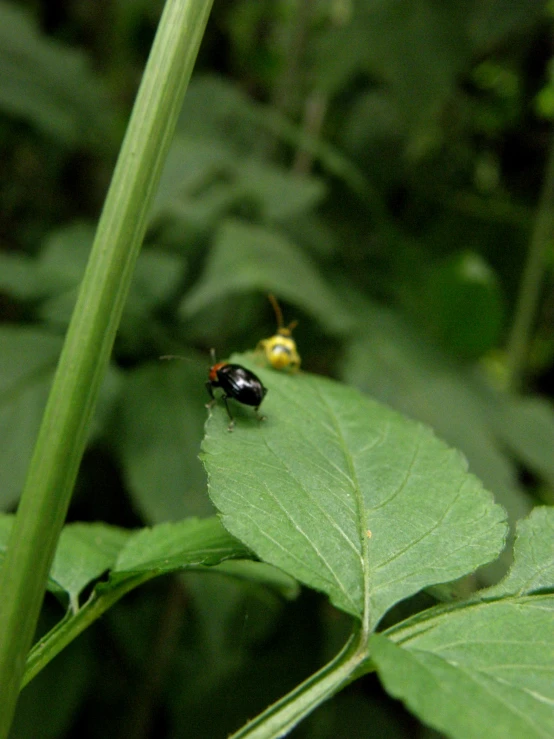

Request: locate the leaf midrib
(315, 384), (369, 629)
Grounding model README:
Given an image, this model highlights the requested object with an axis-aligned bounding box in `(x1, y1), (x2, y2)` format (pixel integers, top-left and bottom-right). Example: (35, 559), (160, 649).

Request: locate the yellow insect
(257, 294), (301, 372)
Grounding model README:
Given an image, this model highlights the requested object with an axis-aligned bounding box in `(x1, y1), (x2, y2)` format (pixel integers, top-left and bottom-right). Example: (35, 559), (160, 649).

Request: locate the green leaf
(370, 506), (554, 738)
(177, 74), (263, 154)
(233, 160), (326, 222)
(483, 393), (554, 488)
(0, 516), (131, 609)
(22, 516), (251, 688)
(482, 507), (554, 598)
(0, 223), (96, 305)
(49, 523), (131, 610)
(341, 304), (533, 538)
(150, 136), (234, 225)
(421, 252), (504, 360)
(0, 253), (44, 300)
(314, 0), (467, 137)
(115, 358), (214, 522)
(202, 356), (507, 626)
(0, 223), (183, 347)
(174, 75), (377, 208)
(111, 517), (250, 580)
(152, 135), (325, 228)
(372, 595), (554, 739)
(181, 219), (353, 335)
(32, 224), (184, 337)
(0, 1), (116, 150)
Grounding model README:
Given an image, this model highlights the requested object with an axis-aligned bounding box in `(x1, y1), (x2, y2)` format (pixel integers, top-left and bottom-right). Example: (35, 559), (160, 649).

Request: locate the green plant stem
(272, 0), (313, 121)
(229, 628), (370, 739)
(293, 90), (328, 175)
(22, 574), (152, 688)
(0, 1), (213, 735)
(506, 131), (554, 392)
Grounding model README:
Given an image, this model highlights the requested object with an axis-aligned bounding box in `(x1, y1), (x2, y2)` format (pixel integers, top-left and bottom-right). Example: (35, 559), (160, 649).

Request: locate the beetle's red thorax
(209, 361), (228, 382)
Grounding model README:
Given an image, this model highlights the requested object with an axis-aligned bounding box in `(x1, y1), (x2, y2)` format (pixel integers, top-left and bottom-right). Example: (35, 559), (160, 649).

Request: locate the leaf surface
(112, 517), (250, 581)
(50, 523), (131, 608)
(0, 516), (130, 606)
(202, 357), (507, 626)
(370, 505), (554, 739)
(481, 506), (554, 598)
(373, 595), (554, 739)
(341, 304), (532, 546)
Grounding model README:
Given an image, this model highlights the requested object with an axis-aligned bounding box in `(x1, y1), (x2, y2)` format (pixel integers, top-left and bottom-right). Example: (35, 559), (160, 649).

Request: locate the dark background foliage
(1, 0), (553, 736)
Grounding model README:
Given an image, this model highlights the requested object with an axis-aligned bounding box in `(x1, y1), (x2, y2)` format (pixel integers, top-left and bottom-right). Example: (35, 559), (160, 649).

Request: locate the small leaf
(0, 224), (183, 349)
(152, 135), (325, 226)
(49, 523), (131, 609)
(202, 357), (507, 626)
(152, 135), (234, 220)
(372, 595), (554, 739)
(112, 517), (250, 580)
(0, 517), (129, 606)
(482, 507), (554, 598)
(233, 160), (326, 222)
(181, 218), (353, 335)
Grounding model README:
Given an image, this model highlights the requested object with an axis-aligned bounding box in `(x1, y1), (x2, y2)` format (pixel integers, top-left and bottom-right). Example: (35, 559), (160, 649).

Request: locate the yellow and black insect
(257, 294), (301, 372)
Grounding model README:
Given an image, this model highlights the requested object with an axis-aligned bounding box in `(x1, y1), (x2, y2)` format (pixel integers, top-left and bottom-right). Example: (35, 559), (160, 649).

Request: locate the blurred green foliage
(1, 0), (553, 736)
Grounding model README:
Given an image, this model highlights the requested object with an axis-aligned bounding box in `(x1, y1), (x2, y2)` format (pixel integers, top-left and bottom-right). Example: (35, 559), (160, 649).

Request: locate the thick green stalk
(506, 131), (554, 391)
(0, 1), (213, 734)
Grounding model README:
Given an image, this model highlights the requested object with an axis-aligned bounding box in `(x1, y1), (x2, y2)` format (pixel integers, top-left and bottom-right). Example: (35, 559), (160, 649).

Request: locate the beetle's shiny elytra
(207, 354), (268, 432)
(257, 294), (300, 372)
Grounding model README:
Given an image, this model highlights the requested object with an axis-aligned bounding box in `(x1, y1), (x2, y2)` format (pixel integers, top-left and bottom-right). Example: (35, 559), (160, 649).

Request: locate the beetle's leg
(254, 406), (266, 423)
(205, 382), (216, 408)
(222, 395), (235, 431)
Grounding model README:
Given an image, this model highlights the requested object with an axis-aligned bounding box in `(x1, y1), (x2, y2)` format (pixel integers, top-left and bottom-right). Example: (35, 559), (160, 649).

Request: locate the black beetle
(207, 352), (268, 431)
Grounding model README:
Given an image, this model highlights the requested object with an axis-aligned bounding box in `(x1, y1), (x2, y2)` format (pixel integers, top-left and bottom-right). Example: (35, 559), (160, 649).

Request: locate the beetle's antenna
(268, 294), (284, 330)
(268, 294), (298, 336)
(160, 354), (188, 361)
(210, 347), (217, 364)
